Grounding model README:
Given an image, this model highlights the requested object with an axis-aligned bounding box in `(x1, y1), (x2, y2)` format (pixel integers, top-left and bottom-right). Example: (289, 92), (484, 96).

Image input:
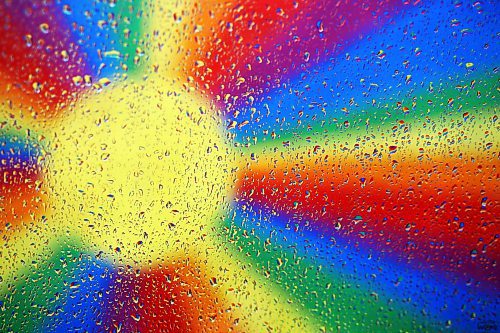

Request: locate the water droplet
(98, 78), (111, 87)
(39, 23), (49, 34)
(32, 82), (42, 93)
(24, 34), (32, 47)
(72, 76), (83, 86)
(61, 50), (69, 62)
(62, 4), (72, 15)
(103, 50), (121, 58)
(304, 52), (310, 62)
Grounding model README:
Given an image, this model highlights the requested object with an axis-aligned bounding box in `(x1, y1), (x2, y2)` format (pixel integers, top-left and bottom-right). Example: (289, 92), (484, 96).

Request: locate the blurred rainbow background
(0, 0), (498, 332)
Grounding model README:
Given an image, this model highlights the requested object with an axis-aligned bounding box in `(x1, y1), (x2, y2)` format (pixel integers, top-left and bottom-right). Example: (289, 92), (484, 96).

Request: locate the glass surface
(0, 0), (498, 332)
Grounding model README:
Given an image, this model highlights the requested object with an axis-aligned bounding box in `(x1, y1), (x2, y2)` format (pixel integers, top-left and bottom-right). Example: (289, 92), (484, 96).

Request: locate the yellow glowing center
(47, 80), (232, 266)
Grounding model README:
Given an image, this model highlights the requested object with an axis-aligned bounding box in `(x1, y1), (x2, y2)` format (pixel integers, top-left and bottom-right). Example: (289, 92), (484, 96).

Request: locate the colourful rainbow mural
(0, 0), (498, 332)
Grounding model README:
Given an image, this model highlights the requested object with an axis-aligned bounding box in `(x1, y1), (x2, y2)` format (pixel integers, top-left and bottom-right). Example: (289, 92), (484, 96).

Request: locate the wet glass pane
(0, 0), (498, 332)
